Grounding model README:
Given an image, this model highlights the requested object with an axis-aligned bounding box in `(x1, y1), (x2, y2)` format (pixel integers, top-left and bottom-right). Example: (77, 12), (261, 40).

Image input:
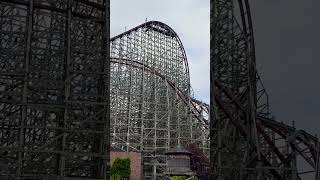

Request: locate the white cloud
(111, 0), (210, 104)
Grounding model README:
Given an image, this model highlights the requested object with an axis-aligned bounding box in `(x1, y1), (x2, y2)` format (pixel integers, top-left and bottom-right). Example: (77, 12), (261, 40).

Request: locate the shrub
(172, 176), (187, 180)
(110, 158), (131, 180)
(185, 143), (209, 180)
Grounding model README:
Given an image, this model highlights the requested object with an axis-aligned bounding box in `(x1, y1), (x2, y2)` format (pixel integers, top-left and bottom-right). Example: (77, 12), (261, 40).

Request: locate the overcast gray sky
(251, 2), (319, 178)
(111, 0), (210, 104)
(250, 0), (320, 136)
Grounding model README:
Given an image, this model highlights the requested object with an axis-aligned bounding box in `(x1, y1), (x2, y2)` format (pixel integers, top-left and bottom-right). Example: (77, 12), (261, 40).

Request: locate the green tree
(172, 176), (187, 180)
(110, 158), (131, 180)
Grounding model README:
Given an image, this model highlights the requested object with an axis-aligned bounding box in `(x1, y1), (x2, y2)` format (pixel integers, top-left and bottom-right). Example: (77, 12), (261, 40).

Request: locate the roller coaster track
(110, 21), (209, 179)
(112, 55), (320, 178)
(1, 0), (318, 179)
(110, 6), (320, 178)
(111, 57), (209, 129)
(0, 0), (109, 179)
(211, 0), (320, 179)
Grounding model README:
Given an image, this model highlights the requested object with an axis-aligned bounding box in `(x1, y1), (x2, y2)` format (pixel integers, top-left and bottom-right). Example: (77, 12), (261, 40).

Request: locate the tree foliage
(172, 176), (198, 180)
(172, 176), (187, 180)
(110, 158), (131, 180)
(185, 143), (209, 180)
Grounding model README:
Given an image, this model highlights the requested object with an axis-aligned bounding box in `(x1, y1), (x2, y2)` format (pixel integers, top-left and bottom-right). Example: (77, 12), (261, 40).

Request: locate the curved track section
(110, 21), (209, 179)
(211, 0), (320, 179)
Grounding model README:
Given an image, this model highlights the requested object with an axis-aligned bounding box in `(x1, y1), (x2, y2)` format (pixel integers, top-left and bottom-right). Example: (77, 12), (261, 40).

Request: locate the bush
(172, 176), (187, 180)
(110, 158), (131, 180)
(185, 143), (209, 180)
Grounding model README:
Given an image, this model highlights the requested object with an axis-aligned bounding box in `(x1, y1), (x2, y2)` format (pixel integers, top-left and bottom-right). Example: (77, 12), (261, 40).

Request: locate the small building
(164, 146), (195, 178)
